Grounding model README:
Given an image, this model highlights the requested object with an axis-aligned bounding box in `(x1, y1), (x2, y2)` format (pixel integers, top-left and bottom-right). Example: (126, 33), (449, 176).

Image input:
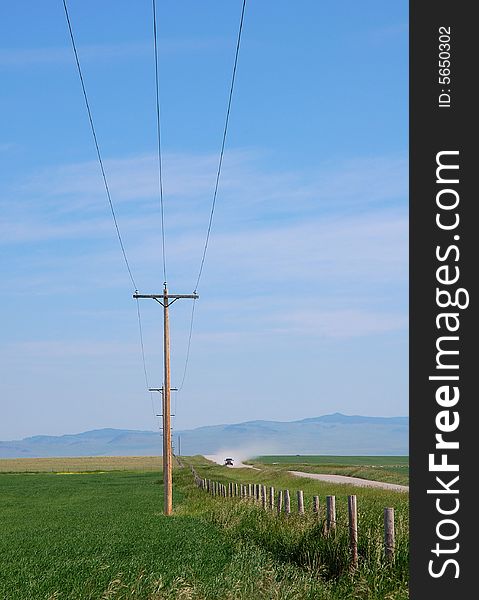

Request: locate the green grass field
(0, 456), (408, 599)
(248, 455), (409, 486)
(0, 456), (162, 473)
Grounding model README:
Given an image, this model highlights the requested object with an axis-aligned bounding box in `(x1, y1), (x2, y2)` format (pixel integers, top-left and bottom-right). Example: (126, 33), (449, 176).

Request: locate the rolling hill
(0, 413), (408, 458)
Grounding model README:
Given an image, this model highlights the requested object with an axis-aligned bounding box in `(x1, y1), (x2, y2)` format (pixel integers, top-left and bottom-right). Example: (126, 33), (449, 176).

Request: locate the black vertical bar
(410, 1), (475, 597)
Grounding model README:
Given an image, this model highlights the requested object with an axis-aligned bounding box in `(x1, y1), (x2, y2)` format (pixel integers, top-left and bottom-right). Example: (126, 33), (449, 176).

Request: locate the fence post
(348, 495), (358, 568)
(384, 508), (395, 561)
(326, 495), (336, 533)
(269, 486), (275, 511)
(297, 490), (304, 515)
(313, 495), (319, 515)
(235, 483), (238, 497)
(277, 489), (283, 514)
(256, 484), (261, 501)
(284, 489), (291, 515)
(248, 483), (252, 498)
(261, 485), (267, 509)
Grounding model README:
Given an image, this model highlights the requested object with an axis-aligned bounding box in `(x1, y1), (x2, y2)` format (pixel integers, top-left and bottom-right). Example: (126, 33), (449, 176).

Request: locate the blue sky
(0, 1), (408, 440)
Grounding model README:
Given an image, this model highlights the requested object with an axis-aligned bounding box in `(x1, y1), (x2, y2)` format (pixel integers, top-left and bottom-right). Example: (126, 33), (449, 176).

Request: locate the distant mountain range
(0, 413), (408, 458)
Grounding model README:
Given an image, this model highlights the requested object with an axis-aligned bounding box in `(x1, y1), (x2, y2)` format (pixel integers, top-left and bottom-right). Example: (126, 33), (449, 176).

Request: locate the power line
(63, 1), (162, 433)
(175, 0), (247, 396)
(152, 0), (168, 284)
(62, 0), (137, 291)
(193, 0), (247, 293)
(177, 298), (196, 392)
(135, 298), (158, 422)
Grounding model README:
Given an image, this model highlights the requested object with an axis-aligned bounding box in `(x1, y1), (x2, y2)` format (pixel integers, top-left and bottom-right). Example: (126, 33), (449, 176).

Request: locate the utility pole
(178, 434), (181, 457)
(134, 285), (198, 516)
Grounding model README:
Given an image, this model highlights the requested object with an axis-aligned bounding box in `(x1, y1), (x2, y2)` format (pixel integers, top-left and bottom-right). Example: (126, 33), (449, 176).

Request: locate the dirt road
(288, 470), (409, 492)
(205, 455), (259, 470)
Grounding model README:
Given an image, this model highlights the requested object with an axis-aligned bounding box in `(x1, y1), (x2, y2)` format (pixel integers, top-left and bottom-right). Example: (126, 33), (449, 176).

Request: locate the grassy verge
(183, 457), (408, 597)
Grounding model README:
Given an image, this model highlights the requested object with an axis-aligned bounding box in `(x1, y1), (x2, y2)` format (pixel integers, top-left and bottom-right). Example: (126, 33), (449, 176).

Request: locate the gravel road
(288, 470), (409, 492)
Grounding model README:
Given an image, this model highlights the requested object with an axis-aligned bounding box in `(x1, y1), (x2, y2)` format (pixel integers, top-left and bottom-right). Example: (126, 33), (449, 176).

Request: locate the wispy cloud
(0, 38), (227, 68)
(7, 149), (407, 231)
(5, 340), (137, 359)
(1, 149), (407, 306)
(270, 308), (407, 338)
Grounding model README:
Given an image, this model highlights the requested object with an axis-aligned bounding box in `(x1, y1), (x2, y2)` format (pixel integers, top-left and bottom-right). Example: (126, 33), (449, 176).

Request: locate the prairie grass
(0, 455), (162, 473)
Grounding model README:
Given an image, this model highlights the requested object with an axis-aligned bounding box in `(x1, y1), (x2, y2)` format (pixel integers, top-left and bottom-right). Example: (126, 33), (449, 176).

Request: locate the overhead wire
(64, 0), (247, 427)
(177, 0), (247, 397)
(193, 0), (247, 294)
(136, 299), (159, 423)
(177, 298), (196, 392)
(62, 0), (137, 291)
(63, 0), (161, 428)
(152, 0), (168, 284)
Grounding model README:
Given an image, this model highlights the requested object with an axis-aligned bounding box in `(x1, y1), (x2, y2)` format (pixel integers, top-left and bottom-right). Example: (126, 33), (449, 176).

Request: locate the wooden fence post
(384, 508), (395, 561)
(297, 490), (304, 515)
(269, 487), (275, 511)
(261, 485), (267, 509)
(256, 484), (260, 501)
(248, 483), (252, 498)
(284, 489), (291, 515)
(277, 489), (283, 514)
(235, 483), (238, 497)
(326, 495), (336, 533)
(348, 495), (358, 568)
(313, 495), (319, 515)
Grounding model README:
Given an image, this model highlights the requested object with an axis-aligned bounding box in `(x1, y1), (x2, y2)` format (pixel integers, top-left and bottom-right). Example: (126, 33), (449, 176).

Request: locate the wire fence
(187, 464), (397, 568)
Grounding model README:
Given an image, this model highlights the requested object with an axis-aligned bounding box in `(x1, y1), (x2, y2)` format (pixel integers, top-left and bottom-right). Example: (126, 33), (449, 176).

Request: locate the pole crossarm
(133, 293), (199, 299)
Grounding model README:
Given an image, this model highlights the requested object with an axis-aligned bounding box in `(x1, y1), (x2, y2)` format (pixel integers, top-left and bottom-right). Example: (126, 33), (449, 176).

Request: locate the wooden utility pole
(134, 285), (198, 516)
